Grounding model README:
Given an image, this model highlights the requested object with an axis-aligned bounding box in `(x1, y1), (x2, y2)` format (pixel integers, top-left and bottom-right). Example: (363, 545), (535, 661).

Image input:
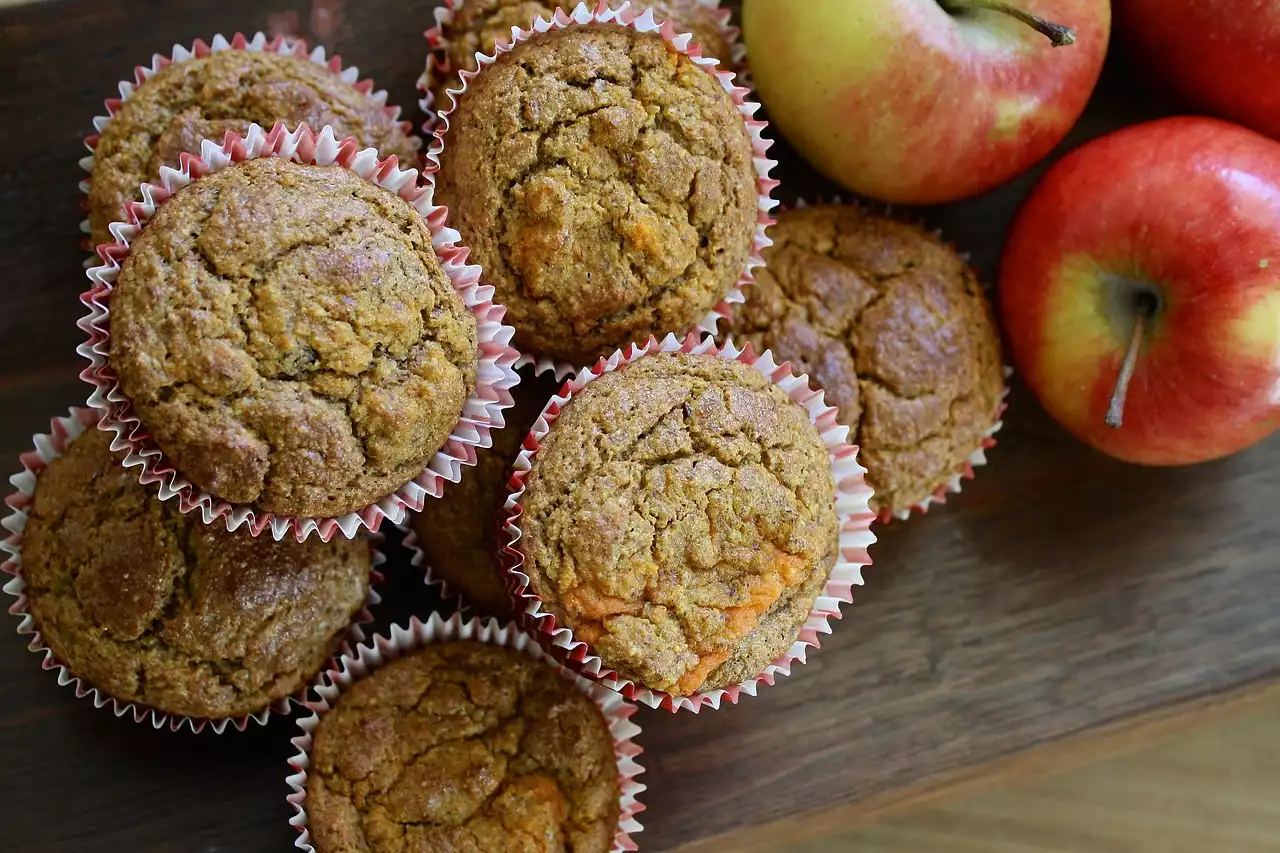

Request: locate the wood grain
(0, 1), (1277, 852)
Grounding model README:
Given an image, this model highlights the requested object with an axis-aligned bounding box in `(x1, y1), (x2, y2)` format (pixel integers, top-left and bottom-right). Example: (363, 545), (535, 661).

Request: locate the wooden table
(1, 1), (1277, 851)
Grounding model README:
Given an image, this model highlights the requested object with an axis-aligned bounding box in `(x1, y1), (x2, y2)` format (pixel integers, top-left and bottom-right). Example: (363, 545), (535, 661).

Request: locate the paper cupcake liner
(500, 332), (877, 712)
(79, 31), (420, 261)
(418, 0), (747, 131)
(286, 612), (645, 851)
(77, 121), (522, 543)
(423, 1), (778, 380)
(777, 197), (1011, 524)
(397, 520), (470, 613)
(0, 408), (387, 734)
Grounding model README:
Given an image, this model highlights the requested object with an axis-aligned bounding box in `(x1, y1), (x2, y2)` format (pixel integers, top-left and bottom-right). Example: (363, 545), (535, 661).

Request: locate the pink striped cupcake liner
(287, 612), (645, 851)
(397, 520), (470, 612)
(422, 1), (778, 380)
(1, 408), (386, 734)
(79, 31), (419, 260)
(77, 121), (522, 543)
(501, 332), (878, 712)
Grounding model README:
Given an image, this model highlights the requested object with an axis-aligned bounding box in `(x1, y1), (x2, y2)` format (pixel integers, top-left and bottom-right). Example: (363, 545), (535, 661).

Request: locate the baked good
(109, 156), (478, 519)
(305, 640), (619, 852)
(434, 24), (758, 365)
(516, 352), (838, 696)
(88, 48), (418, 245)
(21, 429), (371, 720)
(720, 204), (1005, 516)
(431, 0), (733, 113)
(412, 370), (561, 617)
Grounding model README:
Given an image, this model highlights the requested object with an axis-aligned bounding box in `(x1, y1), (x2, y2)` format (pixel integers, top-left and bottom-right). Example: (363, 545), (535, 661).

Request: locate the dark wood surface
(1, 2), (1277, 852)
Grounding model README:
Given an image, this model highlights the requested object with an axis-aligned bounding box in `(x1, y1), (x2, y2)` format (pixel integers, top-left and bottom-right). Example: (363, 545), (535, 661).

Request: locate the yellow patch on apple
(1038, 255), (1121, 426)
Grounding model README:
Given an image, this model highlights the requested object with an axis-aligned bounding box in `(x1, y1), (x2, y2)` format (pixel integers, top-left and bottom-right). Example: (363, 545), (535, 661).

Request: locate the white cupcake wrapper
(779, 198), (1011, 524)
(501, 332), (877, 712)
(286, 612), (645, 851)
(77, 121), (523, 543)
(418, 0), (748, 131)
(397, 520), (470, 612)
(79, 31), (420, 261)
(423, 1), (779, 380)
(1, 408), (387, 734)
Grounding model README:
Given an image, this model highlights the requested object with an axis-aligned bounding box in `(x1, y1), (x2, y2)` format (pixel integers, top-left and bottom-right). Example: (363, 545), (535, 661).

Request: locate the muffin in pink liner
(500, 332), (877, 713)
(79, 31), (420, 256)
(719, 199), (1011, 524)
(77, 121), (522, 543)
(424, 1), (778, 379)
(1, 408), (386, 734)
(287, 612), (645, 852)
(418, 0), (746, 131)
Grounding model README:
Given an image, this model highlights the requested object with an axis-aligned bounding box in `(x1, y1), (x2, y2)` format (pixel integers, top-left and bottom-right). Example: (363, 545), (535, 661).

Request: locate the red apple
(1001, 116), (1280, 465)
(1119, 0), (1280, 141)
(741, 0), (1110, 205)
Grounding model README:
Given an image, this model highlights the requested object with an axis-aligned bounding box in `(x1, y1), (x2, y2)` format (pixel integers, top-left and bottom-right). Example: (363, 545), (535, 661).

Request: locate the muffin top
(21, 429), (371, 720)
(306, 640), (620, 853)
(412, 370), (561, 618)
(435, 25), (758, 366)
(433, 0), (733, 113)
(109, 157), (478, 519)
(519, 352), (838, 696)
(721, 205), (1005, 515)
(89, 49), (418, 245)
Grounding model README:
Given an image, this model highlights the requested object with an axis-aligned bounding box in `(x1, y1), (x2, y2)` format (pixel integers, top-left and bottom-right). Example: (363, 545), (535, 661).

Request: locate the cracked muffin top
(89, 48), (419, 246)
(517, 352), (838, 696)
(21, 429), (371, 720)
(431, 0), (733, 115)
(434, 25), (758, 366)
(720, 205), (1005, 516)
(305, 640), (620, 853)
(109, 156), (478, 519)
(412, 370), (561, 618)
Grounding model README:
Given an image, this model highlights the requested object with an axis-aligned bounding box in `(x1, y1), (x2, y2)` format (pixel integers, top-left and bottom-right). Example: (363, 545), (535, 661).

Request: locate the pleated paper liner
(500, 332), (878, 712)
(770, 197), (1011, 524)
(422, 1), (779, 380)
(397, 520), (470, 613)
(418, 0), (748, 131)
(1, 407), (387, 734)
(77, 121), (522, 543)
(286, 612), (646, 851)
(78, 31), (420, 262)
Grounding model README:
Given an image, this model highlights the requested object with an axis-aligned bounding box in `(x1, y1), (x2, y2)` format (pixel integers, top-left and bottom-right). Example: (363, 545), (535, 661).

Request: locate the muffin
(412, 370), (561, 617)
(20, 429), (371, 720)
(721, 204), (1005, 517)
(108, 156), (478, 519)
(305, 640), (621, 852)
(434, 24), (759, 366)
(430, 0), (733, 113)
(516, 352), (839, 697)
(88, 48), (418, 245)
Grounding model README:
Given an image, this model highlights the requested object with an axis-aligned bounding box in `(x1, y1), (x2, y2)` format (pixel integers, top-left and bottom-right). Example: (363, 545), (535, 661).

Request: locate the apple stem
(939, 0), (1077, 47)
(1105, 295), (1154, 430)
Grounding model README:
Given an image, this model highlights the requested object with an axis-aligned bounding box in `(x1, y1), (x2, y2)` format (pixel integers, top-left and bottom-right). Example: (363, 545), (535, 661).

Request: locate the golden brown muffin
(89, 49), (418, 245)
(517, 352), (838, 696)
(431, 0), (733, 113)
(21, 430), (371, 720)
(721, 205), (1005, 516)
(412, 370), (561, 618)
(434, 25), (758, 366)
(109, 157), (478, 519)
(306, 641), (620, 852)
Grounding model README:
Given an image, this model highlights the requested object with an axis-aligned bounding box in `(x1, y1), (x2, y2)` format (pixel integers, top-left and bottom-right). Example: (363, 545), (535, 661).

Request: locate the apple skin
(1000, 116), (1280, 466)
(1119, 0), (1280, 141)
(741, 0), (1110, 205)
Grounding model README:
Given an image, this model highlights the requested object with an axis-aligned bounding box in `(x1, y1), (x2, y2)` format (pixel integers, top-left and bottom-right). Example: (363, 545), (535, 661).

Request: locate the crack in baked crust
(306, 641), (619, 853)
(436, 25), (757, 365)
(21, 430), (371, 719)
(519, 353), (838, 696)
(721, 205), (1005, 514)
(110, 157), (479, 517)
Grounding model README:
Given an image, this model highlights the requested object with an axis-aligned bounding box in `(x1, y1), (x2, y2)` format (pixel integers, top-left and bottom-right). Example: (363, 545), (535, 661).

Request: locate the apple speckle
(1260, 259), (1270, 269)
